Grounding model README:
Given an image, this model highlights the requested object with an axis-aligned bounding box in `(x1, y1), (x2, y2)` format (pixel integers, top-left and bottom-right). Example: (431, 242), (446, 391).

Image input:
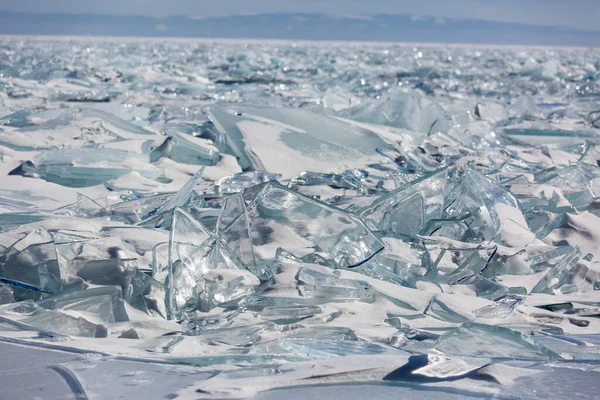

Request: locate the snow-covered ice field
(0, 37), (600, 399)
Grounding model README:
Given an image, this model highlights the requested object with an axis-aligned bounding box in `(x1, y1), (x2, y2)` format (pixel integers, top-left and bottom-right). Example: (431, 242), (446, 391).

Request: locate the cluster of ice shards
(1, 39), (600, 393)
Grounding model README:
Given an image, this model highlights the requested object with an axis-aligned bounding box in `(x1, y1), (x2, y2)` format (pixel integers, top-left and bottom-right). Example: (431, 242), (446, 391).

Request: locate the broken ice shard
(259, 305), (322, 323)
(290, 169), (381, 195)
(214, 171), (282, 195)
(355, 237), (438, 289)
(434, 322), (561, 360)
(150, 131), (220, 166)
(256, 338), (394, 360)
(76, 193), (107, 218)
(0, 299), (42, 315)
(99, 225), (169, 266)
(296, 267), (376, 303)
(196, 270), (258, 311)
(216, 194), (258, 275)
(136, 336), (184, 353)
(170, 354), (301, 367)
(22, 309), (108, 338)
(424, 295), (471, 324)
(533, 334), (600, 361)
(473, 295), (523, 319)
(181, 312), (236, 335)
(78, 108), (155, 136)
(228, 181), (383, 267)
(0, 227), (62, 300)
(340, 91), (452, 134)
(284, 326), (357, 340)
(196, 323), (271, 346)
(534, 163), (597, 191)
(36, 285), (129, 323)
(167, 207), (212, 318)
(453, 273), (517, 300)
(443, 167), (523, 242)
(16, 149), (163, 187)
(167, 207), (245, 319)
(360, 168), (446, 237)
(0, 282), (14, 304)
(149, 167), (204, 218)
(207, 105), (390, 177)
(54, 236), (138, 292)
(151, 242), (169, 284)
(106, 193), (173, 224)
(531, 246), (581, 294)
(126, 269), (167, 318)
(526, 246), (574, 267)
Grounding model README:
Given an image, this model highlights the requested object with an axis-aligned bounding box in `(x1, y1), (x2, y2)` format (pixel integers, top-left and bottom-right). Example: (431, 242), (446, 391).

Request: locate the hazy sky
(0, 0), (596, 31)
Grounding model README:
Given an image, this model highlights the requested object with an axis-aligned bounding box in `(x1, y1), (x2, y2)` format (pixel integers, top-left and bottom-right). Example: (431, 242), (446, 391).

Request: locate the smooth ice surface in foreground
(1, 38), (600, 399)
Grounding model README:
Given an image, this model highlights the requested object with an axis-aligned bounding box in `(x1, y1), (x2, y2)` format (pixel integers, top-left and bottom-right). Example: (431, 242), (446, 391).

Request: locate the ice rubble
(0, 39), (600, 398)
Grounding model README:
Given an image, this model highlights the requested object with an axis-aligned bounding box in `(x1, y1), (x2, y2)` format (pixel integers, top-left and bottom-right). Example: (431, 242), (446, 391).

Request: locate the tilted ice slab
(207, 105), (391, 177)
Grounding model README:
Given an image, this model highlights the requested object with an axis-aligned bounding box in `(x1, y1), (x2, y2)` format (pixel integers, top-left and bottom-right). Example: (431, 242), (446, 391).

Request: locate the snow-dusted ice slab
(208, 106), (391, 177)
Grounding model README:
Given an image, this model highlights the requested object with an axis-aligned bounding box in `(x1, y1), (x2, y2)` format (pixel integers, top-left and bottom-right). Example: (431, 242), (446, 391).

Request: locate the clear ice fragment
(36, 286), (129, 323)
(0, 299), (42, 315)
(22, 309), (108, 338)
(473, 295), (523, 319)
(259, 338), (395, 360)
(150, 131), (220, 166)
(283, 326), (357, 340)
(106, 194), (173, 224)
(532, 246), (581, 294)
(76, 193), (107, 218)
(434, 322), (562, 360)
(126, 270), (167, 318)
(360, 168), (446, 237)
(341, 91), (452, 134)
(135, 336), (184, 353)
(356, 238), (438, 289)
(216, 194), (258, 275)
(152, 167), (204, 217)
(167, 207), (245, 319)
(443, 167), (522, 242)
(424, 295), (470, 324)
(0, 228), (62, 300)
(151, 242), (169, 284)
(181, 312), (235, 335)
(54, 235), (139, 291)
(526, 246), (574, 266)
(215, 171), (282, 194)
(198, 271), (258, 311)
(28, 149), (163, 188)
(453, 273), (515, 300)
(296, 267), (376, 303)
(196, 323), (271, 347)
(533, 334), (600, 361)
(259, 305), (322, 322)
(170, 354), (301, 367)
(233, 182), (383, 267)
(0, 282), (14, 304)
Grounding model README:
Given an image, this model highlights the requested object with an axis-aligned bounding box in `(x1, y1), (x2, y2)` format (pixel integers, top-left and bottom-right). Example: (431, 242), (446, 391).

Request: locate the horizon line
(1, 34), (597, 50)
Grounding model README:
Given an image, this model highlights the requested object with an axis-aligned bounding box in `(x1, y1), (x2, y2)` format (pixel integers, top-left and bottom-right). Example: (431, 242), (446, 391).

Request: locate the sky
(0, 0), (597, 31)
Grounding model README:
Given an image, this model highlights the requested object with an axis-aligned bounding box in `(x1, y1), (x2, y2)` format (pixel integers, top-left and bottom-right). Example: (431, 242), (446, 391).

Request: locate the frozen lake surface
(0, 37), (600, 399)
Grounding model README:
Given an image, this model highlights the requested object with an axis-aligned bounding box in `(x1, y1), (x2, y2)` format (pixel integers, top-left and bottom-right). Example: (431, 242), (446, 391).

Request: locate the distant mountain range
(0, 11), (598, 46)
